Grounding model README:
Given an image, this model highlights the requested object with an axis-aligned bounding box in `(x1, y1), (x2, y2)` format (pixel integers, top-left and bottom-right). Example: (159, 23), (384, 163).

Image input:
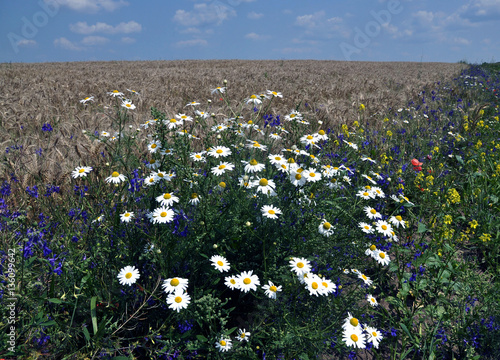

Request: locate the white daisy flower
(188, 193), (200, 205)
(356, 189), (375, 200)
(107, 90), (124, 97)
(166, 291), (191, 312)
(208, 146), (231, 158)
(365, 326), (383, 349)
(303, 167), (322, 183)
(225, 275), (239, 290)
(150, 207), (174, 224)
(342, 326), (366, 349)
(145, 159), (160, 170)
(289, 257), (311, 275)
(373, 249), (391, 266)
(175, 113), (193, 122)
(253, 178), (276, 196)
(162, 277), (189, 294)
(148, 140), (162, 153)
(117, 265), (140, 286)
(195, 110), (209, 119)
(364, 207), (382, 220)
(211, 86), (226, 94)
(319, 277), (336, 294)
(266, 90), (283, 98)
(318, 219), (335, 237)
(106, 171), (127, 184)
(185, 101), (200, 106)
(289, 169), (307, 187)
(389, 215), (406, 228)
(284, 110), (303, 121)
(268, 154), (286, 166)
(237, 270), (260, 293)
(304, 273), (324, 296)
(262, 281), (282, 299)
(362, 174), (377, 184)
(215, 337), (232, 352)
(371, 186), (385, 198)
(242, 159), (266, 173)
(361, 156), (376, 163)
(210, 255), (230, 272)
(190, 151), (207, 162)
(246, 140), (267, 151)
(121, 99), (136, 110)
(211, 162), (235, 176)
(261, 205), (281, 219)
(156, 192), (179, 207)
(72, 166), (93, 179)
(358, 273), (373, 286)
(79, 96), (94, 104)
(246, 94), (262, 105)
(375, 220), (393, 237)
(120, 211), (134, 223)
(144, 174), (159, 186)
(367, 294), (378, 307)
(236, 329), (251, 341)
(343, 140), (358, 150)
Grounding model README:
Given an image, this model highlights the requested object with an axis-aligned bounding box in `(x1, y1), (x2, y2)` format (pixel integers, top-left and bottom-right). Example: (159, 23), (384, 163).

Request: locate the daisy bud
(105, 162), (110, 166)
(245, 221), (251, 227)
(223, 79), (228, 84)
(217, 134), (221, 139)
(211, 113), (216, 117)
(318, 120), (323, 125)
(208, 99), (212, 103)
(243, 175), (249, 181)
(82, 130), (86, 133)
(213, 244), (218, 249)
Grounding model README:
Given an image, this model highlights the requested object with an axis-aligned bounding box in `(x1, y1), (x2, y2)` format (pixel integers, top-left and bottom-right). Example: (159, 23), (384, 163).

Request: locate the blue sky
(1, 0), (499, 63)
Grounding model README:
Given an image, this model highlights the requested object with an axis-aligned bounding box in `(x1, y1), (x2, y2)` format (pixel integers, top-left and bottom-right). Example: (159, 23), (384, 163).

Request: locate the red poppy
(411, 158), (423, 166)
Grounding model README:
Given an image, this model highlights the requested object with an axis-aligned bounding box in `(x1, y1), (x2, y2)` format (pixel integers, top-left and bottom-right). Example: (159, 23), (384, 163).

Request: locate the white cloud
(70, 21), (142, 35)
(295, 11), (325, 29)
(121, 37), (136, 44)
(245, 32), (269, 40)
(81, 35), (109, 46)
(17, 39), (37, 47)
(174, 3), (236, 26)
(175, 39), (208, 47)
(461, 0), (500, 20)
(453, 37), (471, 45)
(50, 0), (128, 12)
(248, 11), (263, 20)
(180, 27), (201, 34)
(54, 37), (82, 51)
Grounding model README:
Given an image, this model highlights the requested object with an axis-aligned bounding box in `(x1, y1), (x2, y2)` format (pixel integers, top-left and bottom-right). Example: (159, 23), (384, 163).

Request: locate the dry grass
(0, 60), (466, 187)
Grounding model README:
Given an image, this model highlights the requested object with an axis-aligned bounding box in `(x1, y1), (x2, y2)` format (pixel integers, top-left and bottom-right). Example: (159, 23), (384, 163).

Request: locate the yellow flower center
(126, 103), (131, 108)
(287, 158), (295, 163)
(295, 174), (302, 180)
(191, 193), (198, 199)
(312, 282), (318, 289)
(350, 318), (359, 327)
(372, 331), (377, 337)
(364, 226), (370, 230)
(323, 222), (331, 230)
(163, 193), (172, 199)
(307, 135), (313, 140)
(170, 278), (179, 286)
(218, 164), (226, 170)
(111, 172), (119, 177)
(220, 340), (226, 346)
(370, 209), (377, 214)
(219, 182), (226, 188)
(363, 192), (369, 197)
(230, 279), (236, 284)
(309, 172), (316, 177)
(175, 296), (182, 303)
(250, 159), (258, 166)
(151, 144), (157, 149)
(371, 298), (376, 303)
(243, 278), (251, 285)
(113, 90), (119, 93)
(362, 275), (367, 280)
(217, 260), (224, 266)
(250, 94), (257, 99)
(322, 282), (328, 288)
(259, 178), (268, 186)
(297, 262), (304, 268)
(160, 212), (167, 217)
(382, 225), (387, 230)
(396, 215), (402, 221)
(370, 245), (376, 251)
(268, 210), (275, 215)
(181, 115), (187, 119)
(379, 252), (386, 259)
(351, 334), (359, 342)
(290, 114), (296, 118)
(272, 91), (277, 96)
(149, 178), (155, 183)
(125, 213), (130, 217)
(270, 286), (277, 292)
(216, 149), (223, 154)
(79, 168), (85, 173)
(318, 130), (325, 135)
(125, 272), (132, 279)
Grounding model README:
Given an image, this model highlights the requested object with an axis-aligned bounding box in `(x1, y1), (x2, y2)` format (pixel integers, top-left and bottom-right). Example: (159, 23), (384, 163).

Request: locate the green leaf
(82, 326), (91, 342)
(400, 323), (414, 341)
(110, 356), (131, 360)
(48, 298), (64, 304)
(39, 320), (57, 326)
(455, 155), (464, 165)
(224, 327), (237, 335)
(417, 222), (428, 233)
(196, 335), (208, 343)
(90, 296), (98, 335)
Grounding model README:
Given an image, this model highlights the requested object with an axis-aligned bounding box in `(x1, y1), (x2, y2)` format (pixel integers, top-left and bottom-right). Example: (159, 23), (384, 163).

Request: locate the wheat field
(0, 60), (465, 187)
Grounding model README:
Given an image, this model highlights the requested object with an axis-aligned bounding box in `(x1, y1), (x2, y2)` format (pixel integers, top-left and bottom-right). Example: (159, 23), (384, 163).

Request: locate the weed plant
(1, 64), (500, 359)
